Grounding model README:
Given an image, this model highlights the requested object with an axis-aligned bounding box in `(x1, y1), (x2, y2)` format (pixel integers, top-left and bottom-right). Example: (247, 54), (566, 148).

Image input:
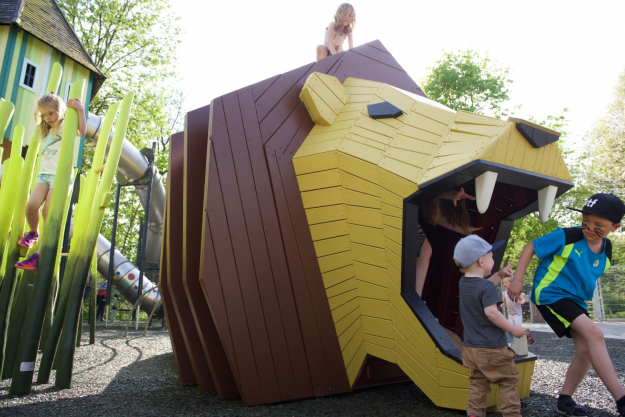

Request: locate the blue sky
(176, 0), (625, 146)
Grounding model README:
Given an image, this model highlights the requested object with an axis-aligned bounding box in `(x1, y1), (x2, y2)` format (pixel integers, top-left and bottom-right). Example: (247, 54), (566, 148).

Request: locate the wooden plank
(252, 74), (280, 102)
(335, 308), (361, 339)
(326, 277), (357, 299)
(256, 62), (314, 122)
(338, 318), (363, 350)
(296, 169), (341, 192)
(357, 281), (389, 301)
(293, 151), (339, 175)
(167, 129), (216, 393)
(238, 87), (314, 399)
(322, 264), (355, 288)
(305, 204), (346, 225)
(345, 205), (383, 228)
(339, 170), (380, 196)
(337, 152), (379, 184)
(310, 219), (349, 241)
(359, 298), (391, 319)
(351, 43), (405, 72)
(366, 342), (395, 363)
(183, 104), (240, 398)
(343, 188), (381, 209)
(301, 186), (344, 208)
(212, 96), (282, 403)
(265, 103), (308, 153)
(354, 262), (387, 287)
(348, 223), (384, 248)
(332, 298), (360, 323)
(314, 235), (352, 257)
(362, 316), (393, 338)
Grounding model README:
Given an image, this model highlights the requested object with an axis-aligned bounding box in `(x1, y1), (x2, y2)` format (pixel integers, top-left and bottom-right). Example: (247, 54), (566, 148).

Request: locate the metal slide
(83, 114), (164, 312)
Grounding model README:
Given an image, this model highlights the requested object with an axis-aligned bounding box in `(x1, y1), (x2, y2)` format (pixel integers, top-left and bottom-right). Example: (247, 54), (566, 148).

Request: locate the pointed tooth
(475, 171), (498, 214)
(538, 185), (558, 222)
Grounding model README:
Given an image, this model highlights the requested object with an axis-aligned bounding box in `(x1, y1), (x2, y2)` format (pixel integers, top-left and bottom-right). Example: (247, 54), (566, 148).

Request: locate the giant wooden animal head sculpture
(161, 40), (573, 410)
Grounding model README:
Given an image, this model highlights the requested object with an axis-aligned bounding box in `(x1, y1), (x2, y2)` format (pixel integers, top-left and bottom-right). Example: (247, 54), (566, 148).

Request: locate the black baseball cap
(567, 193), (625, 224)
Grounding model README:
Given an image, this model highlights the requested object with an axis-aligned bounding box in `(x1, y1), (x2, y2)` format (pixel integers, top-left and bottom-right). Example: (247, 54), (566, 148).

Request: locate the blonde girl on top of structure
(15, 92), (86, 270)
(316, 3), (356, 61)
(501, 277), (526, 327)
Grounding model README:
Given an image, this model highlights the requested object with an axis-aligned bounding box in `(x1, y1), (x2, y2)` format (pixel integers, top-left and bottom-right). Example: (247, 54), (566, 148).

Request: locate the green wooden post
(89, 249), (97, 345)
(9, 80), (85, 396)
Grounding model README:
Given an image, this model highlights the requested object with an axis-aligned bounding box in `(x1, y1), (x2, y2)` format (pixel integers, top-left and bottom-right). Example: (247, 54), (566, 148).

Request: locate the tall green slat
(9, 79), (85, 396)
(37, 103), (119, 383)
(89, 249), (97, 344)
(55, 91), (134, 389)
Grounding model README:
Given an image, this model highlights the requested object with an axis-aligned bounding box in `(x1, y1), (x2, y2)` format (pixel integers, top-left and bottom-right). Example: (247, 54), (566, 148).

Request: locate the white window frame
(63, 81), (72, 101)
(19, 58), (40, 93)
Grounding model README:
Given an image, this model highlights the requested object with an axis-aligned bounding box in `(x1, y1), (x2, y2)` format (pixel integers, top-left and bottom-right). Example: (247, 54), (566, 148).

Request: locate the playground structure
(161, 40), (574, 410)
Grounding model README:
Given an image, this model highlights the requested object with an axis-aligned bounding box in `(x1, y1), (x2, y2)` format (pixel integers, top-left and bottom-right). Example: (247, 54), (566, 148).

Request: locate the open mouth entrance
(400, 160), (573, 364)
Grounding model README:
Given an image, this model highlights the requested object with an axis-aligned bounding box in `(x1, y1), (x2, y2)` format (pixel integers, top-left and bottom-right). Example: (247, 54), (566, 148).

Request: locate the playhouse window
(63, 81), (72, 101)
(19, 59), (39, 92)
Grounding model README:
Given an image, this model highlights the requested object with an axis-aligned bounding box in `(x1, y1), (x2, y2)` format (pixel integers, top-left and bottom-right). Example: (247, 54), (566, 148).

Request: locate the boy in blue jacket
(509, 193), (625, 416)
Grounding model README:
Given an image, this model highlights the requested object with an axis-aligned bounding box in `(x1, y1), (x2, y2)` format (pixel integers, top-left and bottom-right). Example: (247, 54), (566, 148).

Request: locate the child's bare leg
(560, 327), (591, 396)
(316, 45), (327, 61)
(415, 239), (432, 297)
(35, 189), (53, 255)
(565, 315), (625, 400)
(25, 182), (49, 233)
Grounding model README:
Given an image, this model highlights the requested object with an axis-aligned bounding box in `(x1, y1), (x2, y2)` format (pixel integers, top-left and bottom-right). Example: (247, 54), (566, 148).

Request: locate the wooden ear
(299, 72), (349, 126)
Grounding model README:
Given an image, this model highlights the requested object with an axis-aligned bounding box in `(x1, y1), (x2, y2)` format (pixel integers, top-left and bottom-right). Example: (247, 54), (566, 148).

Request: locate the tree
(58, 0), (183, 262)
(421, 50), (514, 118)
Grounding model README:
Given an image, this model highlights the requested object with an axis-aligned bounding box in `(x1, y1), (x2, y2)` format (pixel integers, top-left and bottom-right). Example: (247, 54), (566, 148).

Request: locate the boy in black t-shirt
(454, 235), (526, 417)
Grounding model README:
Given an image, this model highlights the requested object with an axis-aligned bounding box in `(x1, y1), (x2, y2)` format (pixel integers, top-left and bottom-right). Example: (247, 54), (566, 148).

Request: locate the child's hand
(450, 187), (476, 206)
(512, 325), (526, 338)
(67, 98), (84, 112)
(497, 261), (513, 279)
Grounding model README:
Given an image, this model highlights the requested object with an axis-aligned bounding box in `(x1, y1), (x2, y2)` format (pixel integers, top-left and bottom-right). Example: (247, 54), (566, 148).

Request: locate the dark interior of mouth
(400, 160), (573, 364)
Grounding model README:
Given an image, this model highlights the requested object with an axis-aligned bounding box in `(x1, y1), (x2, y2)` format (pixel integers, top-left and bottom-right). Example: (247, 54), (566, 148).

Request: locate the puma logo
(575, 250), (583, 258)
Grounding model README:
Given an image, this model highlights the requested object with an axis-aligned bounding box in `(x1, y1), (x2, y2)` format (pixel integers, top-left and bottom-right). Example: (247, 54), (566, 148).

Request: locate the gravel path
(1, 323), (624, 416)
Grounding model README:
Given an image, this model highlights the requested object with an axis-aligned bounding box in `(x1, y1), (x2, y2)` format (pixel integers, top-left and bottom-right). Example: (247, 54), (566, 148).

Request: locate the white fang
(538, 185), (558, 222)
(475, 171), (498, 214)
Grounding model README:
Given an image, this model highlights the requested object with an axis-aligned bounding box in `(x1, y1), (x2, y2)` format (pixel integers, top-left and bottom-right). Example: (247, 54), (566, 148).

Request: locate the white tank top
(323, 23), (347, 51)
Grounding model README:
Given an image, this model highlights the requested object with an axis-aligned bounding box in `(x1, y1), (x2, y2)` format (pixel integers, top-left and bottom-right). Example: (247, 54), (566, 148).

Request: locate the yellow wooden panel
(352, 243), (386, 267)
(383, 215), (402, 229)
(351, 124), (394, 145)
(293, 151), (338, 174)
(375, 116), (404, 130)
(395, 354), (440, 406)
(343, 188), (381, 209)
(437, 350), (471, 375)
(322, 264), (354, 288)
(310, 119), (356, 135)
(304, 128), (351, 146)
(393, 327), (438, 377)
(379, 156), (422, 184)
(346, 339), (367, 386)
(412, 101), (455, 125)
(439, 368), (470, 389)
(376, 84), (416, 114)
(383, 224), (402, 245)
(504, 133), (521, 167)
(305, 204), (346, 225)
(454, 111), (506, 126)
(539, 141), (554, 176)
(328, 288), (357, 310)
(385, 248), (401, 274)
(437, 139), (490, 157)
(343, 77), (382, 88)
(357, 281), (389, 301)
(386, 263), (401, 288)
(382, 203), (402, 218)
(343, 85), (378, 95)
(510, 134), (531, 170)
(518, 360), (535, 398)
(326, 277), (357, 298)
(310, 219), (349, 241)
(384, 147), (430, 169)
(397, 123), (442, 145)
(421, 163), (457, 184)
(384, 237), (402, 257)
(319, 250), (352, 273)
(297, 169), (341, 192)
(337, 151), (379, 184)
(354, 115), (396, 138)
(346, 132), (388, 151)
(300, 85), (337, 126)
(343, 102), (368, 112)
(338, 140), (385, 165)
(366, 342), (396, 363)
(336, 110), (363, 122)
(365, 334), (395, 349)
(332, 298), (360, 323)
(348, 223), (384, 248)
(359, 297), (391, 318)
(301, 186), (344, 209)
(477, 136), (500, 162)
(339, 170), (380, 196)
(339, 319), (363, 350)
(394, 338), (440, 397)
(345, 205), (383, 228)
(429, 153), (473, 170)
(444, 131), (493, 144)
(354, 262), (387, 287)
(390, 299), (436, 351)
(379, 187), (403, 209)
(404, 112), (448, 136)
(347, 94), (373, 103)
(316, 71), (350, 103)
(390, 133), (439, 157)
(452, 122), (504, 137)
(314, 235), (352, 257)
(362, 316), (393, 338)
(335, 304), (361, 333)
(520, 139), (538, 173)
(440, 387), (468, 410)
(342, 326), (365, 364)
(295, 138), (343, 159)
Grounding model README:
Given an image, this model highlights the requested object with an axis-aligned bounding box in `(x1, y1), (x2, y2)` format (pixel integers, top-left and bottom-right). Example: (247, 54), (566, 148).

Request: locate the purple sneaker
(15, 253), (39, 270)
(18, 231), (39, 248)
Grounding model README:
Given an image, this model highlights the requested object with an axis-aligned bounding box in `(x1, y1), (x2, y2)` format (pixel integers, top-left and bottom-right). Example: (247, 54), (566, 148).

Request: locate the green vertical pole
(89, 249), (97, 345)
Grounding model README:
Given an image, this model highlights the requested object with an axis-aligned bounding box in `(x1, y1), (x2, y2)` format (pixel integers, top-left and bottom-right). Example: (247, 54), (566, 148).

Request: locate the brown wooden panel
(237, 86), (314, 399)
(264, 103), (308, 153)
(159, 160), (195, 384)
(350, 43), (405, 72)
(276, 151), (350, 392)
(265, 148), (334, 395)
(206, 101), (265, 405)
(366, 39), (391, 54)
(252, 74), (280, 102)
(255, 62), (314, 123)
(282, 114), (314, 159)
(259, 54), (343, 143)
(167, 130), (216, 393)
(183, 105), (239, 398)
